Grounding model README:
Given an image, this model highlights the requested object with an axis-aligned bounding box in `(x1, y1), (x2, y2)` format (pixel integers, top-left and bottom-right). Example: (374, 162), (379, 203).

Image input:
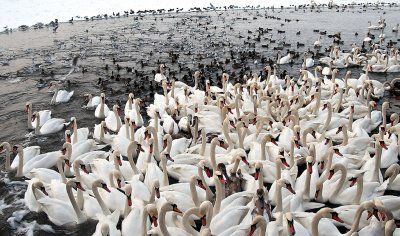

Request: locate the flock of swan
(1, 16), (400, 236)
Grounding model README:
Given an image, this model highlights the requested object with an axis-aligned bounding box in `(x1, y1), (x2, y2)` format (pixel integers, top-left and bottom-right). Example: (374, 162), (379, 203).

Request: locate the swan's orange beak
(307, 162), (313, 174)
(155, 187), (160, 199)
(217, 175), (225, 184)
(336, 126), (343, 134)
(319, 161), (325, 170)
(151, 216), (158, 227)
(66, 134), (71, 143)
(241, 156), (250, 166)
(165, 153), (174, 162)
(24, 105), (29, 113)
(117, 179), (122, 188)
(271, 138), (278, 146)
(328, 170), (335, 180)
(149, 144), (153, 154)
(288, 220), (296, 235)
(163, 139), (168, 149)
(331, 212), (344, 223)
(315, 189), (320, 199)
(254, 168), (260, 180)
(117, 156), (122, 166)
(197, 180), (206, 190)
(40, 186), (49, 196)
(380, 141), (388, 150)
(281, 158), (290, 168)
(102, 183), (111, 193)
(201, 215), (207, 226)
(127, 195), (132, 206)
(247, 224), (257, 236)
(172, 205), (182, 214)
(204, 167), (212, 178)
(65, 160), (71, 168)
(76, 182), (85, 192)
(286, 184), (296, 194)
(349, 177), (357, 187)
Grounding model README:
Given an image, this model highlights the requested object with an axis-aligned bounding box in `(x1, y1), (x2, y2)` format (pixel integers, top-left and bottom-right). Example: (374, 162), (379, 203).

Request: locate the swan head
(263, 134), (278, 146)
(92, 179), (111, 193)
(67, 179), (86, 192)
(214, 171), (225, 184)
(0, 142), (11, 153)
(58, 155), (71, 168)
(128, 93), (134, 100)
(385, 164), (400, 180)
(32, 180), (48, 196)
(62, 142), (72, 156)
(328, 163), (345, 180)
(198, 160), (213, 178)
(152, 180), (160, 199)
(385, 220), (396, 235)
(12, 144), (23, 155)
(117, 183), (132, 206)
(199, 201), (213, 226)
(194, 71), (201, 78)
(73, 159), (88, 174)
(191, 175), (206, 190)
(254, 162), (263, 180)
(390, 113), (399, 126)
(146, 204), (159, 227)
(284, 212), (296, 235)
(161, 151), (174, 162)
(83, 93), (92, 102)
(112, 150), (122, 167)
(112, 104), (122, 116)
(248, 216), (266, 236)
(382, 101), (390, 110)
(318, 208), (344, 223)
(25, 102), (32, 112)
(31, 111), (39, 122)
(99, 223), (110, 236)
(277, 179), (296, 194)
(306, 156), (314, 174)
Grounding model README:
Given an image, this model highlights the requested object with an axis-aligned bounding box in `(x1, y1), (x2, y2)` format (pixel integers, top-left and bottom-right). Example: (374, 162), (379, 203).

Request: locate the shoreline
(2, 1), (399, 32)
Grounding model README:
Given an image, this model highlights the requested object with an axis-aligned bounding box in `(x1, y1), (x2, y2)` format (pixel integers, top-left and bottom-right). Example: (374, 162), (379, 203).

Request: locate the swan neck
(159, 204), (172, 236)
(190, 178), (200, 206)
(213, 176), (224, 217)
(93, 185), (111, 215)
(73, 121), (78, 144)
(331, 166), (347, 198)
(200, 131), (206, 156)
(66, 183), (86, 223)
(16, 150), (24, 177)
(275, 183), (283, 212)
(27, 107), (33, 129)
(311, 212), (323, 236)
(182, 207), (200, 235)
(34, 115), (41, 135)
(57, 160), (67, 184)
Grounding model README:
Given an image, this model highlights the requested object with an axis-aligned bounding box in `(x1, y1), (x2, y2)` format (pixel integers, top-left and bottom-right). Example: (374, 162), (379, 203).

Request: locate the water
(1, 0), (400, 28)
(0, 3), (400, 235)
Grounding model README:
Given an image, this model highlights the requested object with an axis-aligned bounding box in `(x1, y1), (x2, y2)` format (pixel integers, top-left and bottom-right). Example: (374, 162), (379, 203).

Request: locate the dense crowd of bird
(1, 2), (400, 236)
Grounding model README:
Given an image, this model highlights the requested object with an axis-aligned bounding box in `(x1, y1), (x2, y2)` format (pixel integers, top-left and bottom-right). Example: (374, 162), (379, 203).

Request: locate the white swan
(37, 180), (87, 226)
(32, 111), (68, 135)
(25, 102), (51, 129)
(49, 81), (74, 104)
(95, 93), (110, 119)
(105, 105), (122, 133)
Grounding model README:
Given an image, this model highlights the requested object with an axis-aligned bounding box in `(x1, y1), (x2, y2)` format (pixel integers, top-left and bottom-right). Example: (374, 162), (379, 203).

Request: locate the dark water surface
(0, 5), (400, 235)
